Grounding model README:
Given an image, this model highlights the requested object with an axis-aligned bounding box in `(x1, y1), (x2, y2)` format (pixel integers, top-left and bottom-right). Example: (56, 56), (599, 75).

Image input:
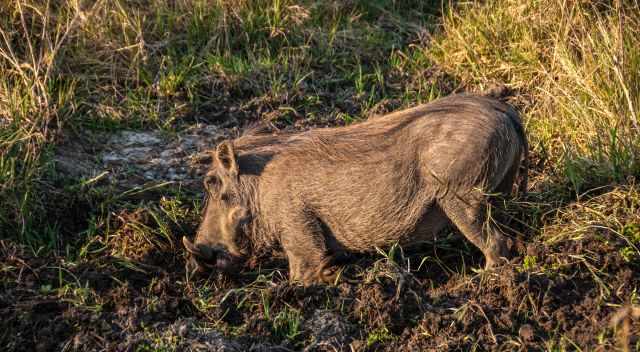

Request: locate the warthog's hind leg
(440, 192), (512, 268)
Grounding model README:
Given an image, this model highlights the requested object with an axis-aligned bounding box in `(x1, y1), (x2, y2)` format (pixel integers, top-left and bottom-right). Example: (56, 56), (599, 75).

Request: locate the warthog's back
(236, 94), (526, 252)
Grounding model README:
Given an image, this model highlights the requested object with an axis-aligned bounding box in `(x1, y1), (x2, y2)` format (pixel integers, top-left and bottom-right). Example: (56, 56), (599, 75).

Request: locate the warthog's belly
(329, 201), (450, 252)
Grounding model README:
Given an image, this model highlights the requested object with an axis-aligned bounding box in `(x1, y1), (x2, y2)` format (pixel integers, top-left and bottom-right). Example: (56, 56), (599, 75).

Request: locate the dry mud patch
(54, 124), (232, 191)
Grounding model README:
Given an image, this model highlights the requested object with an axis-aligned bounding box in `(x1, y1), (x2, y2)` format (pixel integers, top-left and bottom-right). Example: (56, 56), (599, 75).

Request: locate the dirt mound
(2, 209), (639, 351)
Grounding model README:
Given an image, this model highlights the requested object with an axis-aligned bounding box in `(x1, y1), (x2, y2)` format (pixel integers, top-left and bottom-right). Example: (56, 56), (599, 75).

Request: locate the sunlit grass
(429, 0), (640, 193)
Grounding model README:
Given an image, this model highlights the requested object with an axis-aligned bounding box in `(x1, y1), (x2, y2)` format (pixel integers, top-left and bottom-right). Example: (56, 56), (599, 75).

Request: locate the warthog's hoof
(484, 236), (515, 269)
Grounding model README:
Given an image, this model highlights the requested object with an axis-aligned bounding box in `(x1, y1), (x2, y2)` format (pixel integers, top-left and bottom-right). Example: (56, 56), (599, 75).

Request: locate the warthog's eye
(219, 192), (232, 203)
(192, 252), (217, 269)
(204, 174), (221, 192)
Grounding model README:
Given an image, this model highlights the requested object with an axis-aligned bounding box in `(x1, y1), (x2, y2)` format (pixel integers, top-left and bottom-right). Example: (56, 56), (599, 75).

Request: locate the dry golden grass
(430, 0), (639, 192)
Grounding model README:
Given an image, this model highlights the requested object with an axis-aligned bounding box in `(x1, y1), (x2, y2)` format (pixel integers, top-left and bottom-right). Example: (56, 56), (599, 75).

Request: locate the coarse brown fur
(183, 93), (529, 285)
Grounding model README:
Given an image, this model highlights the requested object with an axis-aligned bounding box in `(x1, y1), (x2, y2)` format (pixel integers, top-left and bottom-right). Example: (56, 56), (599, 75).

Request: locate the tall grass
(0, 1), (85, 243)
(64, 0), (439, 129)
(429, 0), (640, 193)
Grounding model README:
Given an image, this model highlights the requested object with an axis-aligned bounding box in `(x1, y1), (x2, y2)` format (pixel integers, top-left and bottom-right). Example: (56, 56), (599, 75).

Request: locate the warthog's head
(183, 141), (249, 275)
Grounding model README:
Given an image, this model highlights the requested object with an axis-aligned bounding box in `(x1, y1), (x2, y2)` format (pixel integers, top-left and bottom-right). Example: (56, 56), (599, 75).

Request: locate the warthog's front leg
(279, 211), (335, 286)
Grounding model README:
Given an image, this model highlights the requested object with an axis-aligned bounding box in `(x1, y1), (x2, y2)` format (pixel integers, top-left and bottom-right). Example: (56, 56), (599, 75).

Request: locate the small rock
(519, 324), (534, 342)
(178, 323), (188, 337)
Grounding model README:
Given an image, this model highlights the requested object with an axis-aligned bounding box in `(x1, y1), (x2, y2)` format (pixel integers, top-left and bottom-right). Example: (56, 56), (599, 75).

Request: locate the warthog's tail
(489, 84), (528, 197)
(518, 138), (529, 197)
(482, 84), (514, 101)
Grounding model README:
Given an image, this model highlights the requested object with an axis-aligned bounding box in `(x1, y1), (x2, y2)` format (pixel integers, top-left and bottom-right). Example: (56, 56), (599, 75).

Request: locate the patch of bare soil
(54, 124), (231, 191)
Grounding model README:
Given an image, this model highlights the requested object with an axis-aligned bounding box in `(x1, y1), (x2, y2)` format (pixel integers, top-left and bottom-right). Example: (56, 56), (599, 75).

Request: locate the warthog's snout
(182, 236), (237, 274)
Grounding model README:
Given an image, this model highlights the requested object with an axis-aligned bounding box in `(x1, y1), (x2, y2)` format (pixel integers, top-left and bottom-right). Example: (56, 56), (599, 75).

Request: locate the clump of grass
(366, 326), (395, 347)
(272, 305), (303, 342)
(429, 0), (640, 193)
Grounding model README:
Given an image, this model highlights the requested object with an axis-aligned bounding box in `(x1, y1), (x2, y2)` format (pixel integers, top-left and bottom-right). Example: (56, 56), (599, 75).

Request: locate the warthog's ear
(215, 141), (238, 176)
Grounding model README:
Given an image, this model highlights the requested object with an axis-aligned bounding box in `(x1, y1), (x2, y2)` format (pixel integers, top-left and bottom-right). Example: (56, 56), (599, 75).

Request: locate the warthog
(183, 93), (528, 285)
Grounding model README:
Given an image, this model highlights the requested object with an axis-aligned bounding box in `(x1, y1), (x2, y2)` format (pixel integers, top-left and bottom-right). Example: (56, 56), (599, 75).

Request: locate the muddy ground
(3, 216), (640, 351)
(1, 122), (638, 351)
